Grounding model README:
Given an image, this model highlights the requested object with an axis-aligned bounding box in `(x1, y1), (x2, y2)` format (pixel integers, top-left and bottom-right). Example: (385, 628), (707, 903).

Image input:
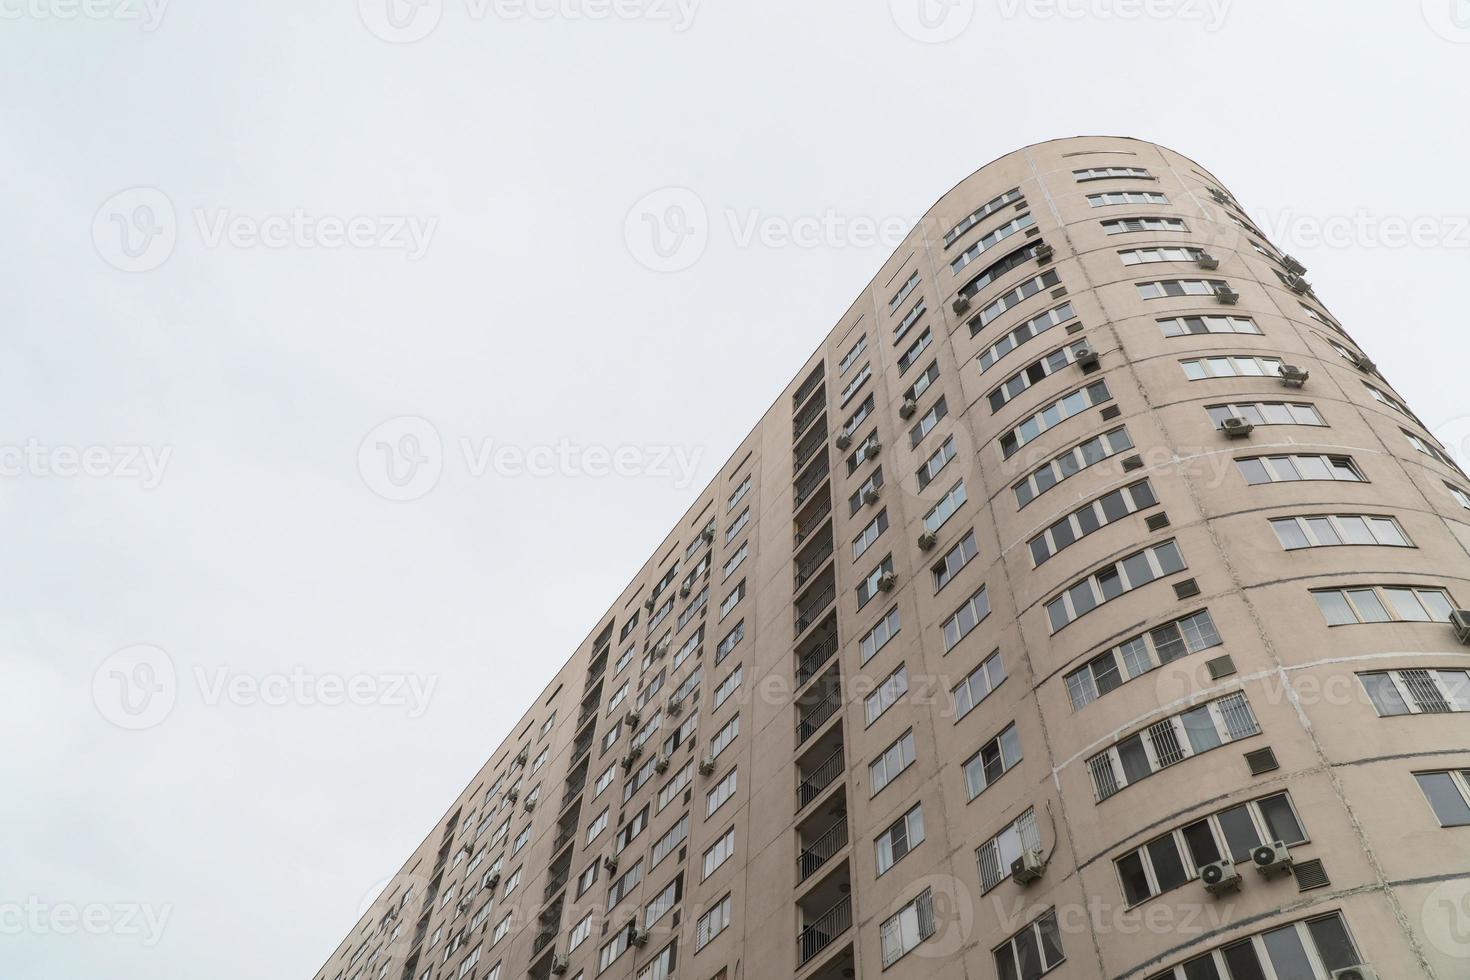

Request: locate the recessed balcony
(796, 794), (849, 886)
(796, 864), (853, 969)
(795, 724), (844, 813)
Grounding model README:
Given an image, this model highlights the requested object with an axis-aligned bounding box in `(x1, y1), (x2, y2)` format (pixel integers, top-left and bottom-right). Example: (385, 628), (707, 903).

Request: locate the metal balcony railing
(793, 540), (834, 589)
(543, 871), (568, 902)
(793, 498), (832, 547)
(797, 747), (844, 809)
(796, 691), (840, 745)
(793, 456), (830, 509)
(797, 895), (852, 966)
(793, 421), (829, 471)
(794, 368), (825, 408)
(795, 583), (836, 637)
(793, 393), (826, 438)
(797, 815), (849, 882)
(795, 631), (838, 687)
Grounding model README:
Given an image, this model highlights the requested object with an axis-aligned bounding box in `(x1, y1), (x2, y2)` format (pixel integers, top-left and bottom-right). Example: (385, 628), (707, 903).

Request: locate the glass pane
(1235, 357), (1264, 376)
(1266, 456), (1302, 481)
(1334, 516), (1374, 545)
(1360, 673), (1410, 716)
(1328, 456), (1362, 480)
(1305, 517), (1341, 546)
(1382, 588), (1428, 622)
(1118, 736), (1152, 784)
(1036, 911), (1064, 969)
(1306, 914), (1359, 972)
(1367, 518), (1407, 546)
(1261, 403), (1293, 424)
(1221, 941), (1269, 980)
(1182, 954), (1222, 980)
(1100, 491), (1129, 523)
(1150, 623), (1187, 664)
(1119, 637), (1154, 676)
(1272, 519), (1311, 550)
(1416, 772), (1470, 826)
(1117, 851), (1152, 905)
(1216, 805), (1261, 862)
(1257, 795), (1305, 844)
(1077, 503), (1103, 535)
(1237, 458), (1270, 485)
(1098, 566), (1125, 601)
(1181, 820), (1221, 867)
(1181, 706), (1222, 753)
(1182, 361), (1207, 380)
(1314, 591), (1358, 626)
(1147, 836), (1189, 893)
(1000, 725), (1022, 768)
(1418, 590), (1454, 622)
(994, 944), (1020, 980)
(1347, 589), (1392, 623)
(1070, 581), (1098, 617)
(1261, 924), (1315, 980)
(1154, 541), (1186, 574)
(1120, 553), (1153, 589)
(1015, 925), (1043, 980)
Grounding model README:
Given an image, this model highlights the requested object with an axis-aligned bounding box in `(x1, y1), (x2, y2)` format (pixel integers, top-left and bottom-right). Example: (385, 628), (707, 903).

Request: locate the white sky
(3, 2), (1469, 977)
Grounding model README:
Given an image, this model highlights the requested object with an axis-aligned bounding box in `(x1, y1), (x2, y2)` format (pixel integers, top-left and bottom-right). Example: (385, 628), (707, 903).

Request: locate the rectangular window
(902, 360), (940, 404)
(694, 893), (732, 950)
(721, 542), (748, 581)
(1086, 692), (1260, 801)
(1404, 428), (1460, 468)
(569, 912), (593, 951)
(1014, 425), (1133, 508)
(587, 807), (608, 842)
(706, 768), (737, 816)
(888, 271), (920, 314)
(964, 722), (1022, 799)
(993, 909), (1064, 980)
(952, 649), (1007, 720)
(879, 889), (935, 968)
(1029, 479), (1158, 566)
(715, 620), (743, 663)
(1446, 482), (1470, 510)
(870, 729), (916, 795)
(1207, 402), (1323, 428)
(724, 507), (749, 544)
(839, 360), (873, 405)
(838, 392), (875, 443)
(970, 270), (1062, 333)
(942, 585), (991, 653)
(726, 475), (750, 512)
(999, 380), (1112, 458)
(860, 606), (901, 665)
(709, 713), (740, 758)
(988, 340), (1095, 413)
(909, 396), (948, 447)
(1074, 166), (1152, 181)
(656, 761), (693, 812)
(1415, 770), (1470, 827)
(608, 859), (644, 909)
(950, 212), (1036, 274)
(875, 803), (925, 875)
(955, 239), (1049, 302)
(916, 435), (957, 490)
(1272, 514), (1411, 550)
(837, 333), (867, 375)
(1143, 912), (1362, 980)
(1180, 353), (1283, 380)
(650, 812), (689, 868)
(1088, 190), (1167, 207)
(598, 929), (629, 972)
(713, 665), (742, 709)
(943, 187), (1024, 247)
(976, 302), (1078, 374)
(856, 554), (893, 609)
(1118, 245), (1203, 265)
(1065, 610), (1221, 710)
(1102, 215), (1187, 235)
(849, 468), (884, 515)
(976, 807), (1041, 892)
(853, 508), (889, 560)
(701, 827), (735, 879)
(1046, 540), (1186, 632)
(897, 327), (932, 375)
(1237, 453), (1364, 485)
(932, 529), (979, 591)
(1313, 585), (1455, 625)
(864, 664), (908, 726)
(719, 579), (745, 620)
(922, 480), (966, 535)
(1136, 278), (1227, 299)
(1360, 668), (1470, 716)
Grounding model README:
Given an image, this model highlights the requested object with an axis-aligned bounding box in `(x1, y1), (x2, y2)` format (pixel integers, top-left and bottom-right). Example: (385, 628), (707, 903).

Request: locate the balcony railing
(793, 393), (826, 438)
(793, 456), (831, 509)
(796, 691), (840, 744)
(543, 871), (569, 902)
(793, 498), (832, 547)
(797, 815), (849, 882)
(794, 367), (825, 408)
(797, 895), (852, 966)
(795, 583), (836, 637)
(793, 421), (829, 472)
(795, 631), (838, 687)
(793, 539), (834, 590)
(797, 747), (844, 810)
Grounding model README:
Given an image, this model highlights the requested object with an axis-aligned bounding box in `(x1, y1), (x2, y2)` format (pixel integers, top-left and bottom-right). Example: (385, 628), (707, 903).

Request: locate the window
(676, 588), (708, 631)
(724, 507), (749, 544)
(879, 889), (935, 968)
(721, 541), (748, 580)
(1180, 354), (1283, 380)
(1207, 401), (1323, 428)
(620, 613), (640, 643)
(1415, 770), (1470, 826)
(943, 186), (1024, 246)
(870, 729), (916, 795)
(916, 435), (956, 490)
(1237, 453), (1364, 485)
(1360, 668), (1470, 716)
(614, 643), (633, 675)
(838, 333), (867, 375)
(1045, 540), (1186, 632)
(1364, 382), (1410, 415)
(922, 480), (966, 535)
(725, 475), (750, 511)
(988, 340), (1095, 412)
(964, 722), (1022, 799)
(976, 302), (1078, 374)
(875, 803), (925, 875)
(849, 468), (884, 515)
(1028, 479), (1158, 566)
(950, 213), (1036, 274)
(651, 812), (689, 867)
(1118, 245), (1204, 265)
(902, 360), (940, 404)
(1014, 425), (1133, 508)
(1136, 278), (1228, 300)
(713, 665), (742, 709)
(955, 240), (1050, 302)
(636, 941), (676, 980)
(598, 928), (629, 972)
(1075, 165), (1152, 181)
(952, 649), (1006, 720)
(1272, 514), (1410, 550)
(1115, 792), (1307, 906)
(993, 909), (1064, 980)
(969, 270), (1062, 333)
(859, 606), (900, 665)
(569, 912), (593, 951)
(672, 625), (702, 671)
(1144, 913), (1363, 980)
(1404, 428), (1460, 469)
(909, 396), (948, 447)
(694, 894), (732, 949)
(1157, 314), (1261, 337)
(1313, 585), (1455, 625)
(530, 746), (549, 774)
(719, 579), (744, 620)
(1088, 190), (1167, 207)
(999, 380), (1112, 458)
(1087, 692), (1260, 801)
(709, 713), (739, 758)
(706, 768), (737, 815)
(656, 762), (693, 812)
(663, 709), (698, 756)
(644, 875), (681, 927)
(587, 807), (609, 842)
(492, 912), (511, 945)
(976, 808), (1041, 892)
(839, 360), (873, 405)
(932, 530), (978, 590)
(576, 859), (599, 898)
(1102, 215), (1187, 235)
(839, 393), (875, 441)
(701, 827), (735, 878)
(1065, 610), (1221, 710)
(887, 271), (920, 314)
(715, 620), (743, 663)
(897, 327), (932, 375)
(864, 664), (908, 726)
(853, 508), (889, 560)
(511, 824), (530, 854)
(942, 585), (991, 652)
(1446, 482), (1470, 510)
(856, 554), (893, 609)
(608, 858), (644, 909)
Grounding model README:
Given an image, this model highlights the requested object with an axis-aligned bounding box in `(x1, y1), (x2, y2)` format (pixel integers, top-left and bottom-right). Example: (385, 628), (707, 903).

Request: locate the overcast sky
(4, 2), (1470, 977)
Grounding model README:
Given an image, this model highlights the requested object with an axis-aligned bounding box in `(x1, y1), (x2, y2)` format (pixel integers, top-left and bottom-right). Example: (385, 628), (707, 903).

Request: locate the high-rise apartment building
(314, 137), (1470, 980)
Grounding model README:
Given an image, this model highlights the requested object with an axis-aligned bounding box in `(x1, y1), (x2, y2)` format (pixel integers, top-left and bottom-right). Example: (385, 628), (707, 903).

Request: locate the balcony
(796, 726), (844, 812)
(792, 453), (831, 510)
(793, 529), (834, 591)
(793, 494), (832, 549)
(794, 570), (836, 639)
(796, 801), (848, 884)
(793, 364), (825, 408)
(584, 647), (608, 690)
(794, 616), (838, 688)
(793, 386), (827, 438)
(797, 867), (853, 969)
(793, 418), (829, 472)
(796, 666), (841, 746)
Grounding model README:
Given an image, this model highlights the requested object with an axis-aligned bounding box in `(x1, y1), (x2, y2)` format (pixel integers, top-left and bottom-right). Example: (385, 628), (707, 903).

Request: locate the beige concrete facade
(314, 137), (1470, 980)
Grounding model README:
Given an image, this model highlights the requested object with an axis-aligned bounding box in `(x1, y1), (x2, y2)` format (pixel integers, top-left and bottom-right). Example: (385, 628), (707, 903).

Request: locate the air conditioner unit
(523, 799), (536, 813)
(653, 757), (670, 774)
(834, 431), (852, 450)
(620, 753), (636, 771)
(952, 295), (972, 314)
(1196, 252), (1220, 270)
(1353, 355), (1377, 374)
(1330, 967), (1378, 980)
(644, 597), (656, 611)
(1251, 840), (1293, 876)
(538, 907), (556, 924)
(667, 695), (683, 716)
(1282, 254), (1307, 275)
(624, 710), (641, 728)
(1278, 364), (1309, 387)
(457, 896), (472, 913)
(679, 583), (691, 598)
(698, 757), (716, 776)
(507, 790), (520, 803)
(1074, 346), (1100, 369)
(876, 571), (897, 592)
(1034, 242), (1055, 264)
(1285, 273), (1312, 294)
(701, 527), (715, 543)
(862, 487), (881, 506)
(1214, 284), (1240, 305)
(917, 530), (937, 550)
(485, 873), (501, 890)
(1010, 848), (1045, 884)
(1199, 860), (1242, 895)
(514, 749), (529, 766)
(898, 398), (918, 419)
(551, 956), (570, 976)
(1451, 609), (1470, 644)
(628, 927), (649, 948)
(1221, 416), (1254, 438)
(1209, 188), (1229, 204)
(603, 854), (619, 874)
(863, 441), (882, 460)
